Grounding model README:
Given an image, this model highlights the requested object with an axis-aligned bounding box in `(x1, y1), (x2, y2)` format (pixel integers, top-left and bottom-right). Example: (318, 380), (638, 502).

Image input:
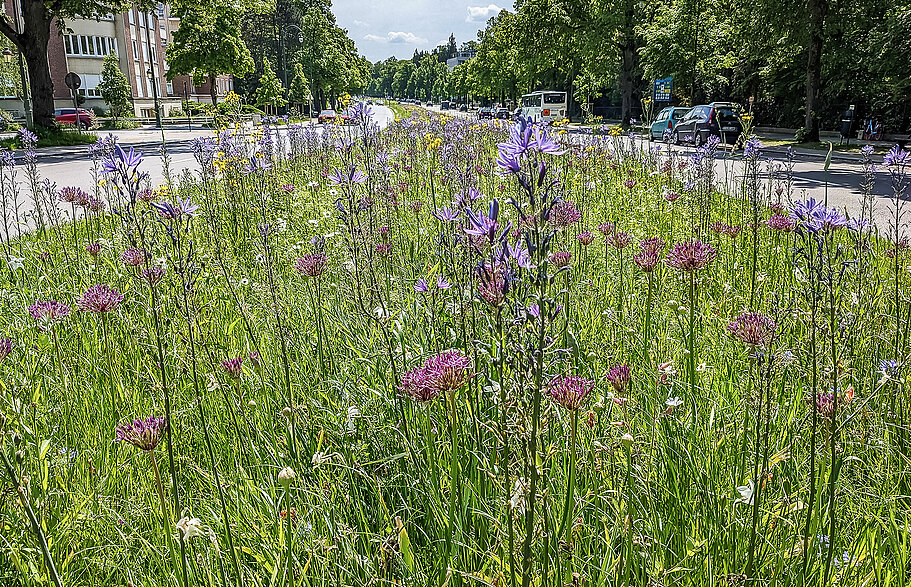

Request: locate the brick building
(1, 1), (233, 120)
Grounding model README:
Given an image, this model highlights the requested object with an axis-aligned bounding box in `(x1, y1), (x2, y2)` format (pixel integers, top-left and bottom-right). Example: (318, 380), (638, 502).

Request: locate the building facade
(1, 2), (233, 120)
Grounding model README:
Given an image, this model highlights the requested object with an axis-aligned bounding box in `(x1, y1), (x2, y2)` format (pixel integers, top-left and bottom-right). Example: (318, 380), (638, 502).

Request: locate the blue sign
(654, 77), (673, 102)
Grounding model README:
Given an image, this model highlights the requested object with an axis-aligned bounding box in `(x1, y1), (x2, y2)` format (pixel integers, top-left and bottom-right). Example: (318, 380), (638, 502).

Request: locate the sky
(330, 1), (506, 63)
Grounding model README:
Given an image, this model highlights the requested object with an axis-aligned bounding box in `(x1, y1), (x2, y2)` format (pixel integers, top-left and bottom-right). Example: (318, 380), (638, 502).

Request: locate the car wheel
(693, 132), (703, 148)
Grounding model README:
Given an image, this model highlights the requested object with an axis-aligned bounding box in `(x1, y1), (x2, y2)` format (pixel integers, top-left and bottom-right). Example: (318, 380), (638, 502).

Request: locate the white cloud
(353, 20), (368, 27)
(364, 31), (428, 44)
(466, 4), (502, 23)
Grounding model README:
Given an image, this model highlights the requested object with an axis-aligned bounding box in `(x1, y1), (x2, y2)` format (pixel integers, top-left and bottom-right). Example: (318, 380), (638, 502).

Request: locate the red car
(318, 109), (337, 124)
(55, 108), (93, 129)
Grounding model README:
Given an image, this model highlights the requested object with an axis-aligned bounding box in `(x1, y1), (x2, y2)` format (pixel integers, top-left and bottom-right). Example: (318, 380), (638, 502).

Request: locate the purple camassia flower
(434, 207), (460, 222)
(243, 155), (272, 174)
(115, 415), (167, 451)
(743, 138), (762, 160)
(414, 278), (429, 293)
(883, 145), (910, 168)
(101, 144), (143, 174)
(505, 241), (533, 269)
(727, 311), (776, 347)
(29, 300), (71, 323)
(496, 116), (563, 172)
(294, 253), (328, 277)
(18, 129), (37, 149)
(436, 275), (451, 290)
(152, 198), (199, 219)
(666, 239), (717, 272)
(399, 350), (472, 402)
(0, 337), (12, 361)
(606, 364), (631, 394)
(454, 187), (483, 208)
(789, 199), (846, 233)
(221, 357), (243, 379)
(328, 166), (367, 185)
(547, 375), (595, 411)
(77, 284), (124, 314)
(465, 201), (511, 243)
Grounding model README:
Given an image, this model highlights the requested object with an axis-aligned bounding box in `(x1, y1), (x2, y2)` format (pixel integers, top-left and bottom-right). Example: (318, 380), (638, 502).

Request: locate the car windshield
(715, 107), (739, 122)
(320, 110), (335, 115)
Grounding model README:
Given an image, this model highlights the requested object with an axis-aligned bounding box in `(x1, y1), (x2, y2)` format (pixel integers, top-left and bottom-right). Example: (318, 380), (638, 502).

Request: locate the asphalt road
(8, 104), (906, 237)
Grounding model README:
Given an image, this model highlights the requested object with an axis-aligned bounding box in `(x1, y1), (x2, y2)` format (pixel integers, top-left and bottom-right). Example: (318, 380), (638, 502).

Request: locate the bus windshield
(543, 93), (566, 105)
(522, 95), (542, 108)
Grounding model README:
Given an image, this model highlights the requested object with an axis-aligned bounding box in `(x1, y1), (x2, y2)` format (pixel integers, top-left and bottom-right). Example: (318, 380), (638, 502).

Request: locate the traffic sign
(64, 72), (82, 90)
(654, 77), (672, 102)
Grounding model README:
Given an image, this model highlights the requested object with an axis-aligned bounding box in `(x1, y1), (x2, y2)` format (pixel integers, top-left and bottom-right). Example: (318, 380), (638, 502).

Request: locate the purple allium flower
(28, 300), (71, 324)
(120, 248), (146, 267)
(410, 201), (423, 213)
(666, 239), (717, 272)
(248, 351), (261, 366)
(709, 222), (727, 235)
(281, 184), (296, 193)
(549, 251), (572, 269)
(138, 188), (156, 203)
(606, 364), (631, 394)
(87, 196), (105, 212)
(294, 254), (328, 277)
(547, 375), (595, 411)
(598, 222), (615, 236)
(221, 357), (243, 379)
(477, 264), (508, 307)
(727, 312), (776, 347)
(115, 415), (167, 451)
(142, 267), (165, 286)
(766, 214), (796, 232)
(623, 179), (637, 189)
(375, 243), (392, 257)
(577, 231), (595, 246)
(664, 191), (681, 202)
(608, 231), (633, 249)
(77, 284), (124, 314)
(399, 350), (472, 402)
(86, 243), (101, 257)
(550, 201), (582, 228)
(723, 224), (742, 239)
(59, 186), (89, 204)
(634, 250), (660, 272)
(0, 337), (12, 362)
(808, 392), (836, 419)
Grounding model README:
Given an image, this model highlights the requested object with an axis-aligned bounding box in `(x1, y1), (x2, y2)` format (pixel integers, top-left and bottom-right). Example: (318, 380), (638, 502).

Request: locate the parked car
(54, 108), (93, 129)
(339, 110), (355, 124)
(672, 102), (743, 146)
(649, 106), (691, 141)
(318, 109), (337, 124)
(441, 101), (450, 110)
(478, 107), (494, 120)
(495, 107), (510, 119)
(459, 104), (468, 112)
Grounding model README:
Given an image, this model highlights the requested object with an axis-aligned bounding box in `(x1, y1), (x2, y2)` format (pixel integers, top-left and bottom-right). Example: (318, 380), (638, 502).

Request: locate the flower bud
(281, 407), (292, 418)
(278, 466), (296, 488)
(621, 433), (634, 450)
(666, 299), (678, 309)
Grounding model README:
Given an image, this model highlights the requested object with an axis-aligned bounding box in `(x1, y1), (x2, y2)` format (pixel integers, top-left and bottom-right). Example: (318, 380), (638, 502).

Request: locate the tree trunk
(803, 0), (827, 141)
(209, 74), (218, 106)
(619, 0), (639, 124)
(0, 0), (56, 128)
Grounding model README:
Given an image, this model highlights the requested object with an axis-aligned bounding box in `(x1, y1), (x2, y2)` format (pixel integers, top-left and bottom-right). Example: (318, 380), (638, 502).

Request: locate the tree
(166, 0), (254, 106)
(0, 0), (129, 128)
(255, 61), (286, 113)
(288, 63), (311, 108)
(98, 52), (132, 122)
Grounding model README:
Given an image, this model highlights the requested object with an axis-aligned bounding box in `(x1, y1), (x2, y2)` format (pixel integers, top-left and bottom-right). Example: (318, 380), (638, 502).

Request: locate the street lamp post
(144, 9), (162, 129)
(279, 23), (305, 115)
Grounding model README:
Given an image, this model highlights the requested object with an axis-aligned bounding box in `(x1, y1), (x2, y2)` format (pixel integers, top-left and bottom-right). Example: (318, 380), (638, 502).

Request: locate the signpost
(64, 72), (82, 114)
(653, 77), (673, 103)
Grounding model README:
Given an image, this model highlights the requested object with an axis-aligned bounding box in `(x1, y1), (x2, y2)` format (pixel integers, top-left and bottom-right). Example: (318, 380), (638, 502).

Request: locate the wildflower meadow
(2, 106), (911, 586)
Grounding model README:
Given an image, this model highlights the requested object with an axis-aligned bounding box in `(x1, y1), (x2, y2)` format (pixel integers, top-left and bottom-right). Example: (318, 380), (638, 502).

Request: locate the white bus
(520, 91), (568, 123)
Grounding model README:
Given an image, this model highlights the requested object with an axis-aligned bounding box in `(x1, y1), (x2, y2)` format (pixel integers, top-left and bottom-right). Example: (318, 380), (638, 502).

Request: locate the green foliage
(0, 109), (19, 132)
(166, 0), (254, 88)
(288, 63), (311, 105)
(0, 125), (96, 149)
(254, 61), (286, 109)
(97, 52), (133, 121)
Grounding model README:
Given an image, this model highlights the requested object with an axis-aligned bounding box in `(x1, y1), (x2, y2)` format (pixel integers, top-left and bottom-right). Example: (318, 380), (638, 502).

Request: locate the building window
(166, 81), (173, 96)
(129, 9), (134, 24)
(64, 35), (117, 58)
(132, 40), (139, 61)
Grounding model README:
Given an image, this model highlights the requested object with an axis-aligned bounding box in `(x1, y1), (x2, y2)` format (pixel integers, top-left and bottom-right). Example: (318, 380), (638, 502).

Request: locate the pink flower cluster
(547, 375), (595, 411)
(77, 284), (124, 314)
(294, 253), (328, 277)
(399, 350), (472, 403)
(666, 239), (717, 272)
